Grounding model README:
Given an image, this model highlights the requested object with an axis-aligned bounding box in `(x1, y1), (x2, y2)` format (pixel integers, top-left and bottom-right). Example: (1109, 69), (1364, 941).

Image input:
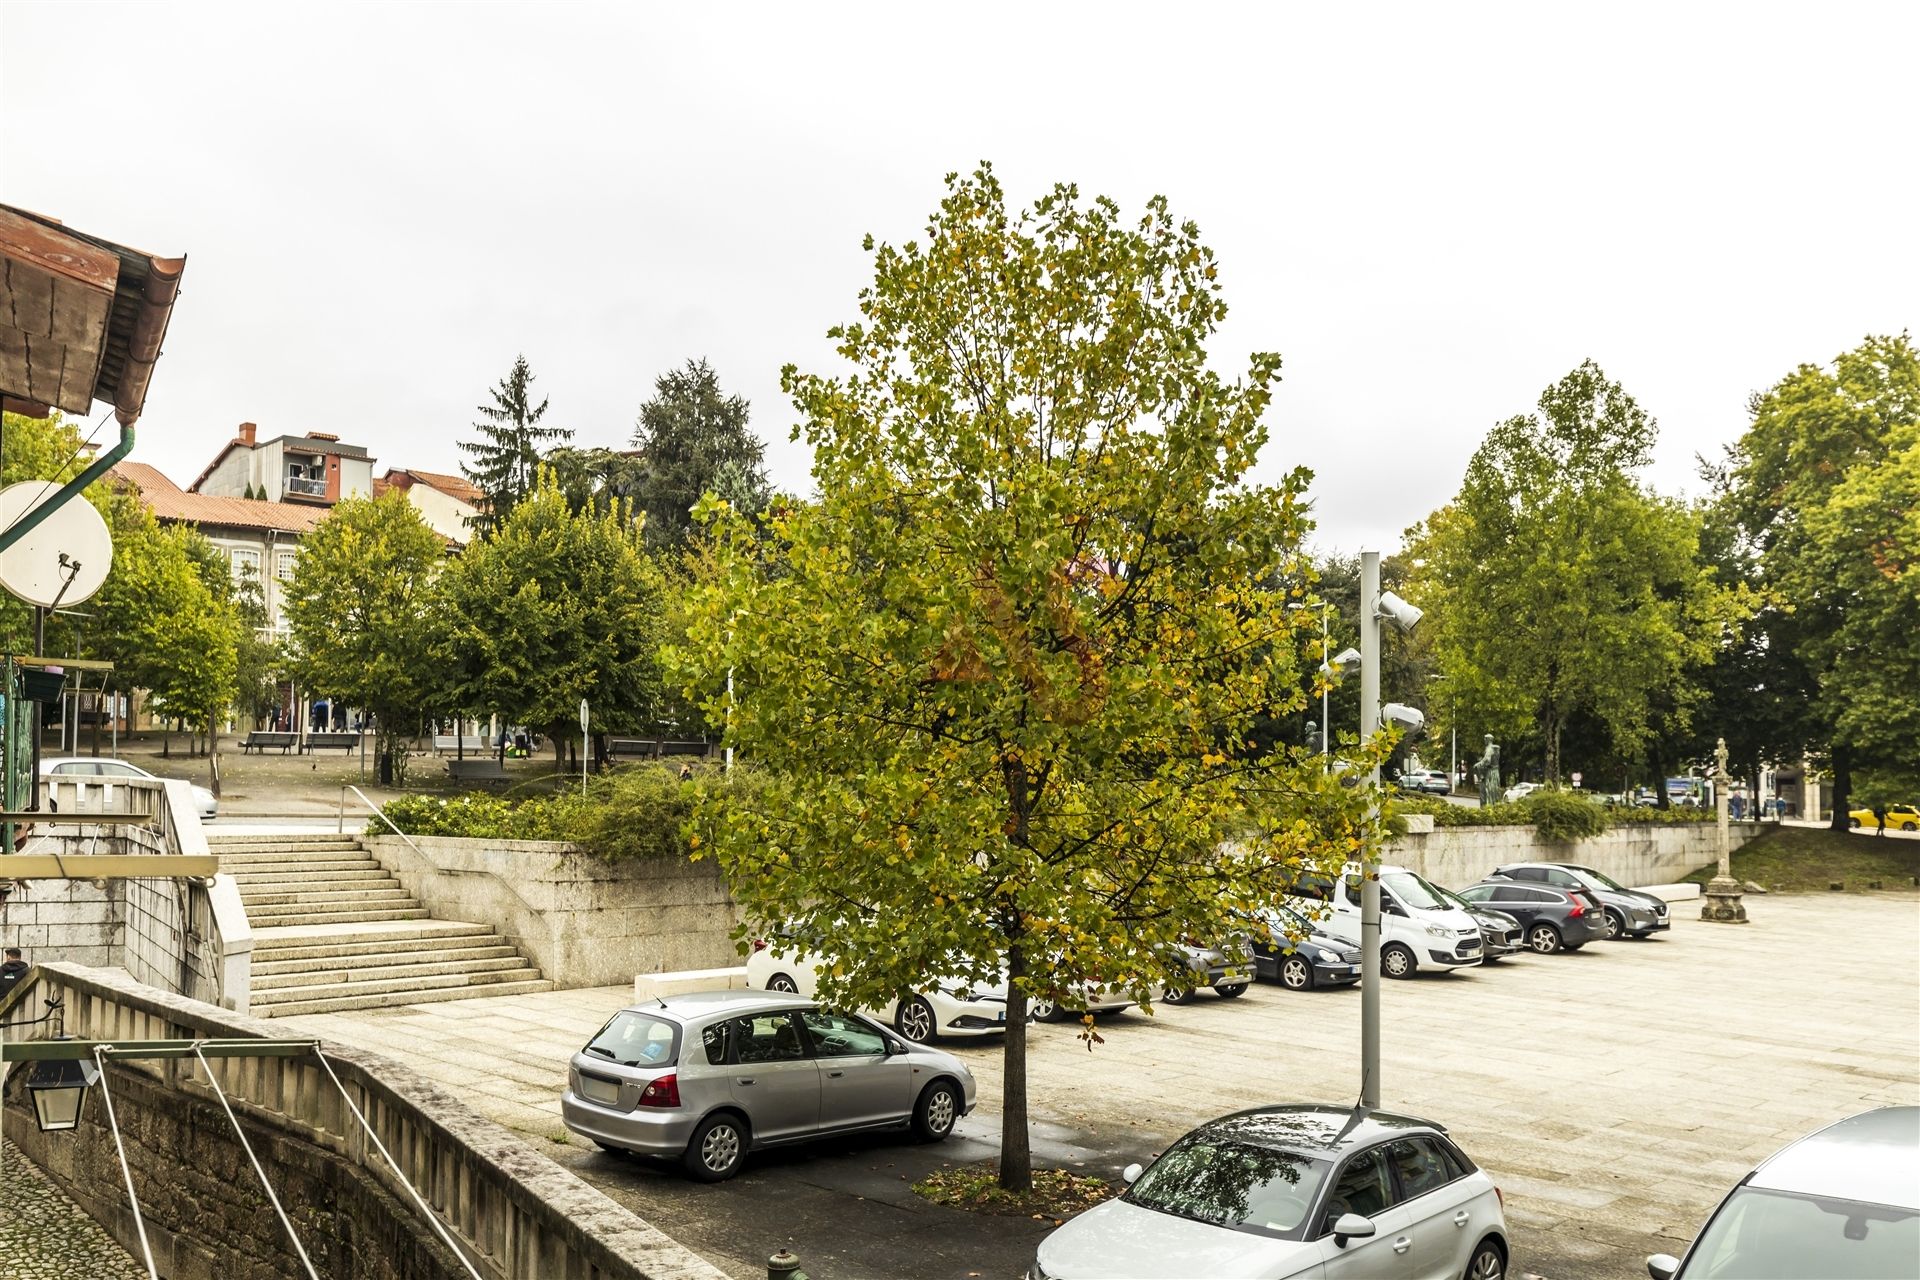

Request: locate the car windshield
(1126, 1137), (1329, 1240)
(582, 1011), (679, 1067)
(1263, 905), (1314, 938)
(1381, 871), (1448, 912)
(1682, 1186), (1918, 1279)
(1431, 884), (1472, 912)
(1566, 865), (1627, 892)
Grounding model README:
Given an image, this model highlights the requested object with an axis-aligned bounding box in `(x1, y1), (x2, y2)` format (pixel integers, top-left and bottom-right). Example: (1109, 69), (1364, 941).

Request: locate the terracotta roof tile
(395, 468), (486, 506)
(111, 463), (328, 535)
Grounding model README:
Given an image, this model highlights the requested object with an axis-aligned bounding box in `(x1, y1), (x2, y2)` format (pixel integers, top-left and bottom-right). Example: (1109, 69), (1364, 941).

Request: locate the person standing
(0, 946), (29, 997)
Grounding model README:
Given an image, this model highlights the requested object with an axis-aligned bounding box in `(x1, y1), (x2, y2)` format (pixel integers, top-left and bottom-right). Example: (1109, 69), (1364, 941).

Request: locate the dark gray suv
(1457, 880), (1605, 954)
(1491, 862), (1671, 940)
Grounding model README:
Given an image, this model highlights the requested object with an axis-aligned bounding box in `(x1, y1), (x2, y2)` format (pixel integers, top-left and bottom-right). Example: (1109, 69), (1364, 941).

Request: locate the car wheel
(1849, 817), (1861, 829)
(895, 995), (937, 1043)
(1527, 923), (1563, 954)
(1381, 943), (1416, 979)
(912, 1079), (961, 1142)
(684, 1113), (747, 1182)
(767, 973), (799, 994)
(1464, 1238), (1505, 1280)
(1162, 983), (1196, 1005)
(1279, 956), (1313, 990)
(1214, 983), (1248, 999)
(1603, 910), (1626, 940)
(1030, 996), (1066, 1023)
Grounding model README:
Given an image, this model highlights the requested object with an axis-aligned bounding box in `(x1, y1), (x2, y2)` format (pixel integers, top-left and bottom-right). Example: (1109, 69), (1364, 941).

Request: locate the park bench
(432, 734), (492, 755)
(239, 731), (298, 754)
(303, 732), (361, 752)
(447, 758), (509, 782)
(608, 738), (712, 759)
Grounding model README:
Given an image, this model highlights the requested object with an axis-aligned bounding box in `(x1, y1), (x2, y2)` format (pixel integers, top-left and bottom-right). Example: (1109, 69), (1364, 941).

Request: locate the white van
(1290, 862), (1483, 978)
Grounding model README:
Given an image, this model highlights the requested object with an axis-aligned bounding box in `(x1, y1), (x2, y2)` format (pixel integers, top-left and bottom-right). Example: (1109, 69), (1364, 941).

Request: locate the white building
(190, 422), (374, 505)
(376, 468), (484, 544)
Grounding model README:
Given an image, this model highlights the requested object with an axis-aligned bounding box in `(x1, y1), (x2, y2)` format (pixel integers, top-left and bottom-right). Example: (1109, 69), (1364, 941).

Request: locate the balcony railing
(285, 474), (327, 497)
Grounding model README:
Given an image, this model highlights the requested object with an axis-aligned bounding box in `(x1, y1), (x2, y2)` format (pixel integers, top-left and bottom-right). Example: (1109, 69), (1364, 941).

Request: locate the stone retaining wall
(363, 836), (741, 987)
(1388, 819), (1767, 887)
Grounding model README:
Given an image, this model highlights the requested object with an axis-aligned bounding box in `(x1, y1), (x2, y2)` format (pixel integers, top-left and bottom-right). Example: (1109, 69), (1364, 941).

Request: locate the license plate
(1345, 966), (1361, 976)
(996, 1011), (1006, 1023)
(579, 1074), (620, 1105)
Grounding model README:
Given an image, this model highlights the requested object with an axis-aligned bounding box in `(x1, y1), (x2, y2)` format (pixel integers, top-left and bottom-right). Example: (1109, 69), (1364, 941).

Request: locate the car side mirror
(1332, 1213), (1375, 1247)
(1647, 1255), (1679, 1280)
(1385, 900), (1407, 916)
(1121, 1162), (1143, 1184)
(885, 1038), (907, 1056)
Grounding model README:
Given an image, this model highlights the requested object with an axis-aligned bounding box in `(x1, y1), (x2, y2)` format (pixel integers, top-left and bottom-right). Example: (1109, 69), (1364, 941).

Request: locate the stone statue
(1475, 735), (1501, 807)
(1305, 720), (1322, 755)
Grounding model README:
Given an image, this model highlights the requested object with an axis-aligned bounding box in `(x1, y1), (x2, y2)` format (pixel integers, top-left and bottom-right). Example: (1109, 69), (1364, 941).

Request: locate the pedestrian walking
(0, 946), (29, 998)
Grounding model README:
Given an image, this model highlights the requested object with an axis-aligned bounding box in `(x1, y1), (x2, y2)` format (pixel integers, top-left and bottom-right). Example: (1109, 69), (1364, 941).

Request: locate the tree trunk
(554, 732), (567, 772)
(998, 940), (1032, 1192)
(1542, 708), (1560, 784)
(162, 721), (171, 758)
(1828, 746), (1852, 832)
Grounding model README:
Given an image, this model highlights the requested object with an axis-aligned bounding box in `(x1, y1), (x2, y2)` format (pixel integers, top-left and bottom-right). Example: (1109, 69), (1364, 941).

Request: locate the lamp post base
(1701, 876), (1749, 923)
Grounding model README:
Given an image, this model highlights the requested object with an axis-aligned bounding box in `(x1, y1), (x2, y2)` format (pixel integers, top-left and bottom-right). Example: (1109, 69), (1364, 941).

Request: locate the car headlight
(1425, 923), (1452, 939)
(1313, 947), (1342, 963)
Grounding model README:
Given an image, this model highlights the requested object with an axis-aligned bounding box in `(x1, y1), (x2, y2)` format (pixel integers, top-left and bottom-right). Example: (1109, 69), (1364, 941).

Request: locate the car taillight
(638, 1074), (681, 1108)
(1495, 1186), (1503, 1209)
(751, 938), (768, 953)
(1566, 898), (1585, 917)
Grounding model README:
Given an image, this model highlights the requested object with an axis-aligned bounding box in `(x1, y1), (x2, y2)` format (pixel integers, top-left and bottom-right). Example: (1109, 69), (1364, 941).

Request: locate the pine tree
(631, 358), (769, 550)
(460, 355), (569, 529)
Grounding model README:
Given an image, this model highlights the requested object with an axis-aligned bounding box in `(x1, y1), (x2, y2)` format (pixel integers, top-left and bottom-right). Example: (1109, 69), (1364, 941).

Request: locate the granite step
(255, 979), (555, 1018)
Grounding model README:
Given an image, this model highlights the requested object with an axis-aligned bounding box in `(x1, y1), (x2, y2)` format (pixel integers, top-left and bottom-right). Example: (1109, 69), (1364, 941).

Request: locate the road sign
(1571, 772), (1582, 786)
(579, 699), (589, 732)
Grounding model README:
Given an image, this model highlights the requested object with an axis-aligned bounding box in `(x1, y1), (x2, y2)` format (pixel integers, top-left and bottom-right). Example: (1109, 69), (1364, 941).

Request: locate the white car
(745, 940), (1011, 1043)
(1502, 781), (1542, 804)
(1034, 1104), (1509, 1279)
(1289, 862), (1483, 978)
(40, 756), (217, 819)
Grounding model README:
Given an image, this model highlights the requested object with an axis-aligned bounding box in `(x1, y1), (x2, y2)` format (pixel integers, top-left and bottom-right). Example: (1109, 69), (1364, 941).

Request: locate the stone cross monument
(1701, 736), (1749, 923)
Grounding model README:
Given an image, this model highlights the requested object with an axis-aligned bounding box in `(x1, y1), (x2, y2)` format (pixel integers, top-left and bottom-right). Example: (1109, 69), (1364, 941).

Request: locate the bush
(1387, 787), (1713, 835)
(378, 763), (768, 860)
(1523, 789), (1610, 842)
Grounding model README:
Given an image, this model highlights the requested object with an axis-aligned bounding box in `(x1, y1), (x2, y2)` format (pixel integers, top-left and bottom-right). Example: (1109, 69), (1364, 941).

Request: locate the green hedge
(1390, 788), (1715, 839)
(379, 765), (767, 860)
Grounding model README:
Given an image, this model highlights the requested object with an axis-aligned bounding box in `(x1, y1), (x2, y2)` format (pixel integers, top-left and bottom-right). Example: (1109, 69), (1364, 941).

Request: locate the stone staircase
(212, 832), (552, 1017)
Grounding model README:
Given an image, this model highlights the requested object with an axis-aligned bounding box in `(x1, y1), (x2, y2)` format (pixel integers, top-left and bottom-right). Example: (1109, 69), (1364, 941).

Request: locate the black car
(1456, 880), (1607, 954)
(1432, 883), (1523, 960)
(1246, 905), (1363, 990)
(1491, 862), (1672, 939)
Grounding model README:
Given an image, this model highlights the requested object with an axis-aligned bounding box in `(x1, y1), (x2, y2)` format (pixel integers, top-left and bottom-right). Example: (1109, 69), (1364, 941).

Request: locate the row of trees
(1, 411), (258, 769)
(1402, 335), (1917, 825)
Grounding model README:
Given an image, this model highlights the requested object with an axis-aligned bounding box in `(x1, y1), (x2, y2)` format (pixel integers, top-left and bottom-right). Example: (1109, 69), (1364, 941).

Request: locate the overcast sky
(4, 1), (1914, 553)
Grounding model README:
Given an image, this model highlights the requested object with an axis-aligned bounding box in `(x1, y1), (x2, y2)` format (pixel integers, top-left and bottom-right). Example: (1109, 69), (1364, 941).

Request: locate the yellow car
(1849, 803), (1920, 831)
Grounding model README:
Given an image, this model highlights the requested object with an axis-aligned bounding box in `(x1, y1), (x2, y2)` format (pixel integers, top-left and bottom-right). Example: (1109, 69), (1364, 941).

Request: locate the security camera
(1330, 647), (1362, 668)
(1376, 591), (1424, 634)
(1380, 703), (1426, 733)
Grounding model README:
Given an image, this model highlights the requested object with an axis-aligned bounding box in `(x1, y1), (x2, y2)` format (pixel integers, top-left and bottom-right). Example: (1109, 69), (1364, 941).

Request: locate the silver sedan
(560, 989), (977, 1181)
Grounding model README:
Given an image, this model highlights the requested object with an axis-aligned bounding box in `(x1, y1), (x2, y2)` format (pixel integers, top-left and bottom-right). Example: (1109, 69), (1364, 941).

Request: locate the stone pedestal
(1701, 875), (1749, 923)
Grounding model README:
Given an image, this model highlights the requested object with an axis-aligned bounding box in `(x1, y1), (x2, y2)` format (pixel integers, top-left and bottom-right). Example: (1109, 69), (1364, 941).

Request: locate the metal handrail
(337, 784), (426, 859)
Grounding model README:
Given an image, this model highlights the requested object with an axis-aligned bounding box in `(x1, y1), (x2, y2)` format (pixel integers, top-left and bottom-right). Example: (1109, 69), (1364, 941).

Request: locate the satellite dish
(0, 480), (114, 608)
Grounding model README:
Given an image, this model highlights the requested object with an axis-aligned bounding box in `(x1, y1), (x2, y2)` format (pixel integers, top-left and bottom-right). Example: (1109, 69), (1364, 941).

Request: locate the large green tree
(673, 168), (1376, 1191)
(1406, 363), (1736, 783)
(282, 493), (446, 781)
(460, 354), (570, 530)
(1713, 334), (1920, 825)
(432, 475), (667, 768)
(630, 358), (770, 551)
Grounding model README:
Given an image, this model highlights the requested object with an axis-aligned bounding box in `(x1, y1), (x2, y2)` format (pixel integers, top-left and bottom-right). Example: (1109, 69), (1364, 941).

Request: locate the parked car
(1163, 936), (1257, 1004)
(1455, 879), (1605, 954)
(1648, 1105), (1918, 1280)
(1502, 781), (1542, 803)
(1849, 803), (1920, 832)
(1246, 904), (1363, 990)
(1031, 1104), (1509, 1280)
(561, 989), (975, 1180)
(1402, 769), (1452, 795)
(1490, 862), (1671, 940)
(1431, 884), (1523, 961)
(1291, 863), (1484, 978)
(40, 756), (217, 819)
(745, 939), (1010, 1043)
(1029, 980), (1136, 1023)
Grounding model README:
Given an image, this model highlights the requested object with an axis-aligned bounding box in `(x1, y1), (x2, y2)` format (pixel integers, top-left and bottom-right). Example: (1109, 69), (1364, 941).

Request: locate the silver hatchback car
(560, 989), (978, 1180)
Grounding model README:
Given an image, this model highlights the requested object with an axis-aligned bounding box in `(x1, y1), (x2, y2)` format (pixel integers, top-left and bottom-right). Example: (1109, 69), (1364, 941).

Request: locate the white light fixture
(1376, 591), (1424, 633)
(1331, 647), (1362, 669)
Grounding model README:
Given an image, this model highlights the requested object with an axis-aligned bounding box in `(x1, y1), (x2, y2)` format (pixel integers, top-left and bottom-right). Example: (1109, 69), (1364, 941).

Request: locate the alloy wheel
(1528, 925), (1561, 954)
(1604, 912), (1624, 940)
(927, 1088), (955, 1133)
(1467, 1244), (1504, 1280)
(702, 1123), (741, 1174)
(898, 998), (934, 1042)
(768, 975), (798, 994)
(1281, 957), (1311, 990)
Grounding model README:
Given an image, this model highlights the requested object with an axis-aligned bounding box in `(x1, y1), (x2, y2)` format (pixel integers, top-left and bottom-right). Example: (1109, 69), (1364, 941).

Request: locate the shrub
(1387, 787), (1711, 835)
(1522, 788), (1610, 842)
(378, 763), (769, 860)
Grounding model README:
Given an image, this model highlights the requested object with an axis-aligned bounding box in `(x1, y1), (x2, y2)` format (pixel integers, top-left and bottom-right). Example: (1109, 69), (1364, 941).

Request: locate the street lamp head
(1331, 647), (1362, 670)
(25, 1051), (100, 1133)
(1380, 702), (1427, 734)
(1376, 591), (1423, 634)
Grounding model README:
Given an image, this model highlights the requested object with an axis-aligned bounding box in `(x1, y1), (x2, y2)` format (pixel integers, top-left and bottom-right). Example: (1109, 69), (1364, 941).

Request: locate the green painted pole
(0, 424), (136, 556)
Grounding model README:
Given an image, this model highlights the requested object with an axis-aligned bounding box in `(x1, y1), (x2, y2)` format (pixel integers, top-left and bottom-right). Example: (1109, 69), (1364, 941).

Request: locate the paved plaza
(286, 891), (1920, 1279)
(0, 1138), (145, 1280)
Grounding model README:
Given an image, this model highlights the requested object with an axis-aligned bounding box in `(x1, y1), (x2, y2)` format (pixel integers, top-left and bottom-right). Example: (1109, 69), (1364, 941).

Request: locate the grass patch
(912, 1161), (1113, 1222)
(1684, 825), (1920, 893)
